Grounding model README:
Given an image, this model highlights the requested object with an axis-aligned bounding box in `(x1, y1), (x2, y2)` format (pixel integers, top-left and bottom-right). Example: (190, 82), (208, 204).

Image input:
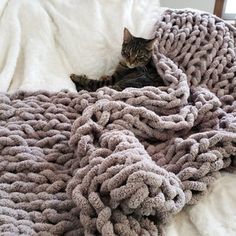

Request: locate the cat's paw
(70, 74), (87, 83)
(100, 75), (111, 81)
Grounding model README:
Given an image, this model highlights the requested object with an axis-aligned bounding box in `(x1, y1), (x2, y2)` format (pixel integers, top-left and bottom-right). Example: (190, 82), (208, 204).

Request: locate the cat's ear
(146, 38), (157, 50)
(123, 27), (133, 43)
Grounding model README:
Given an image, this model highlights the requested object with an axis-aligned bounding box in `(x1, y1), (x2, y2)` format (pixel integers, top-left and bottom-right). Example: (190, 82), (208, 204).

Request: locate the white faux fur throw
(0, 0), (161, 93)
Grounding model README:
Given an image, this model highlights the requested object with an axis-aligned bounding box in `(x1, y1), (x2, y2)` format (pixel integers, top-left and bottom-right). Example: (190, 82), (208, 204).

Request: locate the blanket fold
(0, 9), (236, 236)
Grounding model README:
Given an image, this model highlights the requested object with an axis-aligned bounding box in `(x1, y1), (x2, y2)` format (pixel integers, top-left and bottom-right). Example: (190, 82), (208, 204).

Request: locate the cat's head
(121, 27), (157, 68)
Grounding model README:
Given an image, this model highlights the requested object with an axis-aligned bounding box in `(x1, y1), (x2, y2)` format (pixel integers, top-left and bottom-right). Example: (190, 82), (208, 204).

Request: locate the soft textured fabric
(1, 10), (236, 235)
(0, 0), (161, 93)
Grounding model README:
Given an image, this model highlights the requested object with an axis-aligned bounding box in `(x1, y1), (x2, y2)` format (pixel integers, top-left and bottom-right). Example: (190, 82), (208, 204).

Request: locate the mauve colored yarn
(0, 10), (236, 236)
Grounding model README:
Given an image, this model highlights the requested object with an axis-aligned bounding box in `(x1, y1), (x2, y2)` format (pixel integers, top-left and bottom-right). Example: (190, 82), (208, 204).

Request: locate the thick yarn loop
(0, 10), (236, 236)
(155, 10), (236, 98)
(68, 128), (185, 235)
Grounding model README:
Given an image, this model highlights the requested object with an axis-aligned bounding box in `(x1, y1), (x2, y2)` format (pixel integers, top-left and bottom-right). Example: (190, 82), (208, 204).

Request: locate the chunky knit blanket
(1, 10), (236, 236)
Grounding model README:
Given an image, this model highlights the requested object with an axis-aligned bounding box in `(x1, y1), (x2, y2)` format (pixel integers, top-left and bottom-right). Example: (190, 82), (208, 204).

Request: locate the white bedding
(165, 172), (236, 236)
(0, 0), (161, 93)
(0, 1), (235, 235)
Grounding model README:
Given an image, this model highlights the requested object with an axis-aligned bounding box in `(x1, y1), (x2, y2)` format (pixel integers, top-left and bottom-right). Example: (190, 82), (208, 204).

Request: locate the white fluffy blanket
(0, 1), (236, 235)
(0, 0), (161, 93)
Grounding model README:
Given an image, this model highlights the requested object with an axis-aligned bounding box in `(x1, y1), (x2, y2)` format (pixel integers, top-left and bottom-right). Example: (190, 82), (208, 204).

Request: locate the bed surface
(0, 1), (235, 235)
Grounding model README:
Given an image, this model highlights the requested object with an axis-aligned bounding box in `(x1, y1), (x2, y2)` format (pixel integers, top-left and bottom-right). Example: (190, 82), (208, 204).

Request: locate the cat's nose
(129, 58), (135, 64)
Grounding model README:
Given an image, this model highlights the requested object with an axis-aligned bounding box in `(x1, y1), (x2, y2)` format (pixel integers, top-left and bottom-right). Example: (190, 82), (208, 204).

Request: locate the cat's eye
(138, 55), (148, 60)
(122, 51), (129, 57)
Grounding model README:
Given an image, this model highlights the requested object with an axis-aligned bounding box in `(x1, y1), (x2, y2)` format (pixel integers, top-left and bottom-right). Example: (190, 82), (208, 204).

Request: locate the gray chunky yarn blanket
(1, 10), (236, 235)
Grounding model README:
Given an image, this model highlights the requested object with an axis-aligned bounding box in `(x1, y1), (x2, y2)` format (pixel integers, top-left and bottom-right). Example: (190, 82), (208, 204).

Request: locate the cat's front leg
(70, 73), (113, 91)
(70, 74), (88, 84)
(70, 73), (91, 91)
(100, 75), (112, 81)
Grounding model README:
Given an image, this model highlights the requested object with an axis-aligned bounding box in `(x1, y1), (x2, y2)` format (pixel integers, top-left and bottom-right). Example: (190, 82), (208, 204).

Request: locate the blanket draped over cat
(0, 10), (236, 236)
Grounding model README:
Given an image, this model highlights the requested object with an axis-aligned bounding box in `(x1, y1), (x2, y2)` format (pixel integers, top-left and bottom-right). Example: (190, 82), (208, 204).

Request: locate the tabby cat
(70, 28), (163, 91)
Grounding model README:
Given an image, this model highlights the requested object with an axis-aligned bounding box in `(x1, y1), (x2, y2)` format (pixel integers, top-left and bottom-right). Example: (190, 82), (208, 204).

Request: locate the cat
(70, 27), (163, 91)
